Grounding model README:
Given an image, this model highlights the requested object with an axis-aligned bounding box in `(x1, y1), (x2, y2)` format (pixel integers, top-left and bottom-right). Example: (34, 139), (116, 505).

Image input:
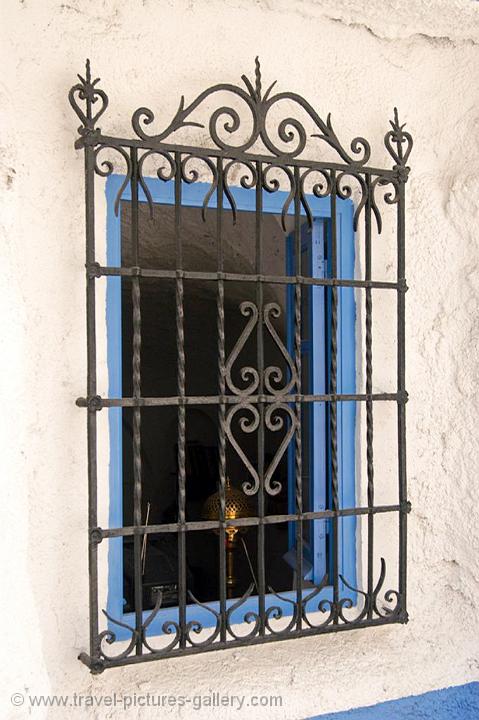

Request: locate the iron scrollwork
(70, 58), (411, 672)
(94, 144), (132, 216)
(224, 299), (299, 497)
(99, 591), (181, 663)
(131, 57), (371, 165)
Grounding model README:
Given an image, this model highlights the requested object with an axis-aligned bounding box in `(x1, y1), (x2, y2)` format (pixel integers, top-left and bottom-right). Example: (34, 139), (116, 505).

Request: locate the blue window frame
(105, 174), (356, 638)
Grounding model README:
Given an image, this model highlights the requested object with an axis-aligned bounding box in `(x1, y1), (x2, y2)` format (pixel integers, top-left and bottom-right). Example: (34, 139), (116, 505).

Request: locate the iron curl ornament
(70, 57), (412, 172)
(70, 58), (412, 673)
(130, 57), (372, 164)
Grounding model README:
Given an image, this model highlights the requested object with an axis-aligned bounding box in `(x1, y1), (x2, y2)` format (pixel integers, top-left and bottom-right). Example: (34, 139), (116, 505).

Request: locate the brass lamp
(202, 477), (253, 598)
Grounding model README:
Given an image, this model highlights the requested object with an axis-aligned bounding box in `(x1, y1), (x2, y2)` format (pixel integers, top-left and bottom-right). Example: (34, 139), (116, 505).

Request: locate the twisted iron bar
(216, 156), (227, 642)
(132, 277), (142, 483)
(294, 275), (303, 628)
(365, 172), (375, 618)
(329, 307), (338, 514)
(217, 280), (226, 512)
(176, 275), (186, 526)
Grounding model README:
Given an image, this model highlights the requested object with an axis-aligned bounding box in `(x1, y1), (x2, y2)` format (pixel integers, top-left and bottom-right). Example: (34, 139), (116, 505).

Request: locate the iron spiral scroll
(71, 58), (411, 671)
(88, 556), (403, 671)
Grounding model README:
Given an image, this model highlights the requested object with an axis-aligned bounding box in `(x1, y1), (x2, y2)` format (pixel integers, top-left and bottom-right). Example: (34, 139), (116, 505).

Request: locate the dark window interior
(120, 199), (324, 611)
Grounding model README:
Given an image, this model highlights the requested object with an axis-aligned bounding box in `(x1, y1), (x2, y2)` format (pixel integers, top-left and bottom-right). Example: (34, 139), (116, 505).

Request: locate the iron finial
(384, 106), (413, 177)
(69, 59), (109, 142)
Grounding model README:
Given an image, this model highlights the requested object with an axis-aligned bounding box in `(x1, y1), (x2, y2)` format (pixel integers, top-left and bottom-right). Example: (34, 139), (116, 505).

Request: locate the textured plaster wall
(1, 1), (479, 719)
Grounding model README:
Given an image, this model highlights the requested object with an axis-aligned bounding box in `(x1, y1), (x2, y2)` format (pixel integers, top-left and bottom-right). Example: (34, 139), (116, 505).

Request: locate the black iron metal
(130, 147), (143, 656)
(293, 165), (303, 632)
(71, 59), (412, 672)
(256, 159), (266, 636)
(216, 156), (228, 643)
(330, 169), (339, 625)
(365, 173), (374, 620)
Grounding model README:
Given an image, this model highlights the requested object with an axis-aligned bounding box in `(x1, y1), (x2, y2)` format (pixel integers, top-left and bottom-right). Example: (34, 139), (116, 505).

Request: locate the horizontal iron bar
(91, 264), (403, 291)
(77, 391), (406, 409)
(98, 503), (408, 539)
(92, 133), (397, 179)
(83, 613), (406, 672)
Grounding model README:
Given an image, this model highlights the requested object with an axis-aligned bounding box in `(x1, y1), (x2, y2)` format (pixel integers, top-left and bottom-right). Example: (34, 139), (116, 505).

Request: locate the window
(105, 175), (356, 639)
(71, 58), (412, 672)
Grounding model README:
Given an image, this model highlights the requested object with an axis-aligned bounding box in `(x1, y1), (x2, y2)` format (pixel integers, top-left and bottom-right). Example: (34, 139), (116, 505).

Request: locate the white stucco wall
(1, 1), (479, 718)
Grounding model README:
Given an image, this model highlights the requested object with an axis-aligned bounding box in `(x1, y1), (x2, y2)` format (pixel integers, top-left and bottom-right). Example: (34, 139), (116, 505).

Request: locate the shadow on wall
(308, 682), (479, 720)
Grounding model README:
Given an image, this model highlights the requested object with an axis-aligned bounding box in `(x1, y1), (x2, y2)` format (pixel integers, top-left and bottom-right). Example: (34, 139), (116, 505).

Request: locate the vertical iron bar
(216, 158), (227, 641)
(293, 166), (303, 630)
(329, 170), (339, 623)
(84, 142), (99, 661)
(175, 152), (187, 646)
(365, 175), (374, 619)
(130, 147), (143, 655)
(397, 181), (407, 618)
(256, 161), (266, 634)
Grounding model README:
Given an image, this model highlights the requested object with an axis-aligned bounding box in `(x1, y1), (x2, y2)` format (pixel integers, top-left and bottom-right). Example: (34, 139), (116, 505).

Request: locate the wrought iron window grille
(70, 58), (412, 673)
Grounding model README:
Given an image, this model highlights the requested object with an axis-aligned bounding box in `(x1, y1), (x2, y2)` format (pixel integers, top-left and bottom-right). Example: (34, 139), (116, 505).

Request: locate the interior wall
(1, 1), (479, 718)
(120, 201), (291, 524)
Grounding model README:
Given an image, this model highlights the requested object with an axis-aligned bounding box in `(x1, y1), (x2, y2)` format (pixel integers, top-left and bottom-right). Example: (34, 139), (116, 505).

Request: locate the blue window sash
(286, 220), (328, 583)
(105, 174), (356, 638)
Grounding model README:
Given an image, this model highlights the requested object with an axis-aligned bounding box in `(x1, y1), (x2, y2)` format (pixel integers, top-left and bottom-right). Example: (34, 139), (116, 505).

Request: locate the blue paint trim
(337, 201), (357, 597)
(286, 220), (329, 581)
(285, 210), (356, 593)
(105, 174), (355, 639)
(311, 220), (328, 584)
(308, 682), (479, 720)
(106, 179), (123, 620)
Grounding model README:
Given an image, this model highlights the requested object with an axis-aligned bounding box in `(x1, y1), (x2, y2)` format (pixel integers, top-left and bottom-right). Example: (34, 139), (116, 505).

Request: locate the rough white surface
(1, 1), (479, 718)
